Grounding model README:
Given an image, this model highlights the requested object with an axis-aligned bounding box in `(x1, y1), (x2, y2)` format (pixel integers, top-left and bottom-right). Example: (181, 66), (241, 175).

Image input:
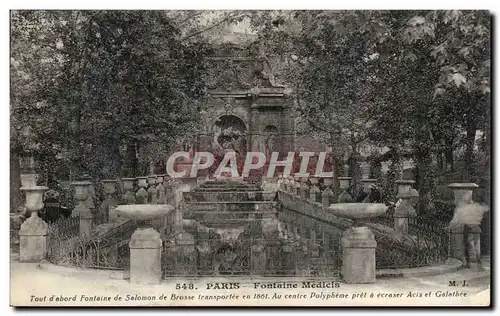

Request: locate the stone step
(184, 191), (276, 202)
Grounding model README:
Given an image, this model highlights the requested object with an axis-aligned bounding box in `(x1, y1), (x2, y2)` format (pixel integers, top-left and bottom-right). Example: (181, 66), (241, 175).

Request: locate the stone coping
(33, 257), (467, 283)
(448, 183), (479, 189)
(185, 201), (277, 204)
(376, 258), (462, 278)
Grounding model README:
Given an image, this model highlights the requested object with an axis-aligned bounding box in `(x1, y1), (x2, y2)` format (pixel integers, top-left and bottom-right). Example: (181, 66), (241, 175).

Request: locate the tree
(11, 10), (212, 184)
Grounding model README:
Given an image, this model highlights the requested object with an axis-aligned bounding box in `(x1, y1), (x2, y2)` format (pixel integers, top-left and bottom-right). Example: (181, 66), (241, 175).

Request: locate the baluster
(147, 175), (158, 204)
(136, 177), (148, 204)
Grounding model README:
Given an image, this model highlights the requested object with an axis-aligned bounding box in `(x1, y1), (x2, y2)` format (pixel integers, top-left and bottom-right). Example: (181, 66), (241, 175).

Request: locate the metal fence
(162, 237), (342, 278)
(376, 226), (450, 269)
(46, 216), (80, 265)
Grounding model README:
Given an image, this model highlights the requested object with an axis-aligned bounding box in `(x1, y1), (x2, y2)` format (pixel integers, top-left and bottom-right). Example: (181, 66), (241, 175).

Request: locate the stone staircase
(182, 180), (277, 231)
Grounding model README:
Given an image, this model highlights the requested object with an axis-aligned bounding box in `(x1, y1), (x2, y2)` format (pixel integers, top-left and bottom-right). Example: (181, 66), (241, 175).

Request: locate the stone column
(394, 180), (415, 239)
(448, 183), (479, 261)
(341, 226), (377, 283)
(72, 181), (93, 239)
(129, 220), (163, 284)
(121, 178), (136, 204)
(19, 186), (48, 262)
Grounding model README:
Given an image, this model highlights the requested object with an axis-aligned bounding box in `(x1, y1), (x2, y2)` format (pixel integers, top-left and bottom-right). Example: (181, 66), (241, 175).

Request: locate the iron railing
(162, 237), (342, 278)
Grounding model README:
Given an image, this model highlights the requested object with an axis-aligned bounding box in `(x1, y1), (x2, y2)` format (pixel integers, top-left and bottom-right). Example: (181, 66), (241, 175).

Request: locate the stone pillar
(295, 237), (309, 277)
(19, 186), (48, 262)
(310, 185), (320, 203)
(102, 180), (118, 221)
(251, 239), (267, 275)
(294, 178), (301, 196)
(136, 177), (149, 204)
(121, 178), (136, 204)
(156, 179), (166, 205)
(72, 181), (93, 239)
(300, 181), (309, 199)
(174, 232), (197, 276)
(129, 221), (163, 284)
(394, 180), (415, 239)
(285, 176), (292, 193)
(341, 226), (377, 283)
(322, 187), (334, 207)
(282, 177), (289, 191)
(338, 177), (353, 203)
(147, 175), (158, 204)
(280, 234), (295, 275)
(448, 183), (479, 260)
(83, 176), (96, 212)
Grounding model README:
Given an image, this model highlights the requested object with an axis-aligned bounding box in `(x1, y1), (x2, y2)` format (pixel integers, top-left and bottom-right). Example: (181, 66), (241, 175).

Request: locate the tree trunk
(122, 139), (139, 178)
(349, 138), (363, 199)
(415, 148), (432, 215)
(464, 117), (477, 182)
(330, 132), (342, 199)
(444, 134), (454, 172)
(10, 150), (22, 214)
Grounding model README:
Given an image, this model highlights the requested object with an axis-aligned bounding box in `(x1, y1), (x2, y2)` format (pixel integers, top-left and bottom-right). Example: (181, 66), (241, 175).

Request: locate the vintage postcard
(10, 9), (491, 307)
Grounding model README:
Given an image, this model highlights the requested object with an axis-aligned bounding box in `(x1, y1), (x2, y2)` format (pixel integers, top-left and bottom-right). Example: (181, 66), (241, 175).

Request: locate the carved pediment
(204, 57), (285, 92)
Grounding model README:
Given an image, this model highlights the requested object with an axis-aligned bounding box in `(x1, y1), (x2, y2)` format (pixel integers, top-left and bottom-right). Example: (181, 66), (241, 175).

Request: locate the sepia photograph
(8, 7), (492, 307)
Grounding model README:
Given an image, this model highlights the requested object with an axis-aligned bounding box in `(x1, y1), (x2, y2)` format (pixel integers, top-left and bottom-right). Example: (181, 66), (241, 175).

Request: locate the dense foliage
(11, 10), (491, 215)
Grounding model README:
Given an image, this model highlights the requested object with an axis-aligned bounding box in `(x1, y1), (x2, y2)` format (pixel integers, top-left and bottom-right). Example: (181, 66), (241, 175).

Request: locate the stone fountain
(328, 203), (388, 284)
(115, 204), (174, 284)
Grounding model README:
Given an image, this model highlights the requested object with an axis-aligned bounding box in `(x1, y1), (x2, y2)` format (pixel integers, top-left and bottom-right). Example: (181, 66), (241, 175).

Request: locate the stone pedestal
(129, 227), (162, 284)
(79, 208), (93, 239)
(19, 215), (48, 262)
(338, 177), (353, 203)
(449, 226), (465, 261)
(310, 185), (320, 203)
(341, 226), (377, 284)
(447, 183), (479, 261)
(19, 185), (49, 262)
(393, 180), (416, 239)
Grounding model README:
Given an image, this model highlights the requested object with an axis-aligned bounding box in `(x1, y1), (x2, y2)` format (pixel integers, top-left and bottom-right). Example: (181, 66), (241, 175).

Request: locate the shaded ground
(10, 253), (490, 307)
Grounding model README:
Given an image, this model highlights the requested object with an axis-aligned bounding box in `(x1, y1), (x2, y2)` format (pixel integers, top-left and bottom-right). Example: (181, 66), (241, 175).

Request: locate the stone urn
(71, 181), (92, 217)
(328, 203), (388, 284)
(361, 178), (378, 193)
(137, 176), (148, 189)
(19, 186), (49, 262)
(448, 183), (479, 207)
(115, 204), (174, 284)
(338, 177), (352, 190)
